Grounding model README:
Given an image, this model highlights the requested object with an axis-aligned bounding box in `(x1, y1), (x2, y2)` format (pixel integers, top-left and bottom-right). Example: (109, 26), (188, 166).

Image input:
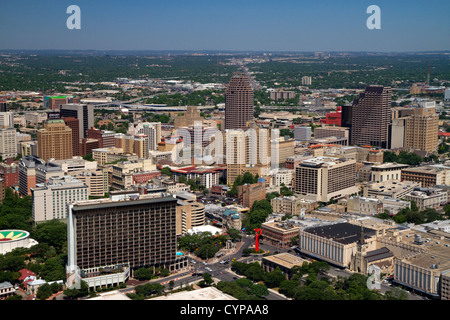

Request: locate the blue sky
(0, 0), (449, 52)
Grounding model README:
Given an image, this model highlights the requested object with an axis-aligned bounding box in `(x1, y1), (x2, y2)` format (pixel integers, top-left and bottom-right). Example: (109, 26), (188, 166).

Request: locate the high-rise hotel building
(351, 86), (392, 149)
(224, 73), (254, 130)
(66, 193), (186, 288)
(293, 156), (358, 203)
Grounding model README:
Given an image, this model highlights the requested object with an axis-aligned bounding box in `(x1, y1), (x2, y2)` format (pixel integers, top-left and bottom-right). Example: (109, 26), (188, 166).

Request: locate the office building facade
(66, 194), (184, 286)
(293, 156), (358, 203)
(224, 73), (254, 130)
(60, 104), (94, 138)
(37, 119), (73, 161)
(351, 86), (392, 148)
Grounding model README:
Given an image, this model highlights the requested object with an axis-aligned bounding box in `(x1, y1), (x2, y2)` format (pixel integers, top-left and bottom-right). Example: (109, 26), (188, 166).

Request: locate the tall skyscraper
(226, 122), (272, 186)
(37, 119), (73, 161)
(60, 104), (94, 138)
(224, 73), (254, 130)
(350, 86), (392, 148)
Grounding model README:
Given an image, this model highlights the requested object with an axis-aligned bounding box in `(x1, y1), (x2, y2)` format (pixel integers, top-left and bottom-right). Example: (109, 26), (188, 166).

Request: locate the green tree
(385, 287), (408, 300)
(36, 283), (53, 300)
(264, 267), (286, 288)
(134, 268), (154, 281)
(198, 272), (214, 287)
(31, 220), (67, 254)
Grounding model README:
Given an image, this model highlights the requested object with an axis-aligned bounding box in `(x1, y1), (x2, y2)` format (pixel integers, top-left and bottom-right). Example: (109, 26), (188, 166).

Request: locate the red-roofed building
(439, 131), (450, 137)
(18, 269), (37, 289)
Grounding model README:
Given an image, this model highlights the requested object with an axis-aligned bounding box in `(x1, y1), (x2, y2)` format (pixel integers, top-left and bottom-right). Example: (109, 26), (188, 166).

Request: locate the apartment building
(225, 122), (272, 186)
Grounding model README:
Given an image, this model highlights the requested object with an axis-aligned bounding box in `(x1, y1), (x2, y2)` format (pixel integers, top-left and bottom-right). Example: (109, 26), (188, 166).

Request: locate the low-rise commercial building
(261, 253), (307, 279)
(261, 221), (300, 248)
(363, 180), (421, 199)
(404, 187), (448, 211)
(401, 165), (450, 188)
(271, 196), (318, 216)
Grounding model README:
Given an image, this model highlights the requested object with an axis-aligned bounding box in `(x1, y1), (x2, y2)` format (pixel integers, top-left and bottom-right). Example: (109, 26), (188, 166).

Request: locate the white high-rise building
(0, 112), (14, 129)
(128, 122), (162, 151)
(0, 128), (18, 159)
(302, 76), (312, 86)
(31, 176), (89, 223)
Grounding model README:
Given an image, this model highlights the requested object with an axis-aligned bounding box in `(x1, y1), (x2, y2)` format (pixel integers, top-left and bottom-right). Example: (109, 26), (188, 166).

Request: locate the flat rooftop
(398, 229), (450, 272)
(371, 162), (410, 170)
(71, 194), (176, 212)
(150, 286), (236, 300)
(262, 252), (306, 269)
(402, 165), (450, 174)
(303, 222), (377, 245)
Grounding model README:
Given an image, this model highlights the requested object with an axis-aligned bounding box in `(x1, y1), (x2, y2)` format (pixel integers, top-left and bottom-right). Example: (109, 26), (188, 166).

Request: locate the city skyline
(1, 0), (449, 52)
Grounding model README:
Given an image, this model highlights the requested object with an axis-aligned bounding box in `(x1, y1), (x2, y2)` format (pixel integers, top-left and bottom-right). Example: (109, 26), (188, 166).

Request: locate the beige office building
(271, 196), (318, 216)
(0, 128), (18, 159)
(293, 156), (358, 203)
(403, 187), (448, 211)
(37, 119), (73, 161)
(404, 103), (439, 153)
(401, 165), (450, 188)
(68, 168), (109, 197)
(175, 192), (206, 236)
(370, 162), (410, 183)
(174, 106), (204, 128)
(92, 147), (138, 165)
(314, 126), (350, 142)
(111, 159), (156, 190)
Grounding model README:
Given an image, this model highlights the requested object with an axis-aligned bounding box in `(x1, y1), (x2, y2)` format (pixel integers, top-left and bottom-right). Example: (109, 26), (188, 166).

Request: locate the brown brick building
(237, 182), (266, 209)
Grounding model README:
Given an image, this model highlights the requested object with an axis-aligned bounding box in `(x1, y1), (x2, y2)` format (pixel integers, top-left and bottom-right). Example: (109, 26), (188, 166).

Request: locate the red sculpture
(254, 228), (262, 252)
